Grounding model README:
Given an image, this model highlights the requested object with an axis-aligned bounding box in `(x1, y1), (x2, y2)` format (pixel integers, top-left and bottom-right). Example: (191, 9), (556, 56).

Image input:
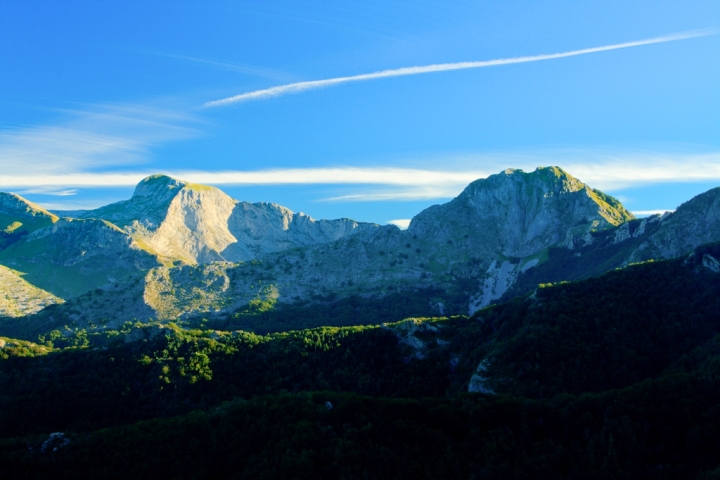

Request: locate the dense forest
(2, 243), (720, 478)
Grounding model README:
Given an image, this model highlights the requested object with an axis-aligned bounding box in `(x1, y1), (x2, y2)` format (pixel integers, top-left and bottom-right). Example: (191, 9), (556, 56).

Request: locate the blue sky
(0, 1), (718, 227)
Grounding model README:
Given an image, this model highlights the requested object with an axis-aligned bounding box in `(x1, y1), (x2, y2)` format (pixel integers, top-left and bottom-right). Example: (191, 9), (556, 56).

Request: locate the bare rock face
(224, 203), (377, 261)
(0, 265), (62, 317)
(408, 167), (633, 258)
(405, 167), (633, 311)
(77, 175), (380, 264)
(580, 187), (720, 269)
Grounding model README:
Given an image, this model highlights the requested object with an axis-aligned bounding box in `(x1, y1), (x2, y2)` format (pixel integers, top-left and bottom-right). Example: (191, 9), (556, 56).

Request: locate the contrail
(204, 29), (715, 107)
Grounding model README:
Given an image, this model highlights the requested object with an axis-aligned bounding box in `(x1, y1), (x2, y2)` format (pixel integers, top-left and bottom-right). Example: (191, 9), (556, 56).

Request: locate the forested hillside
(2, 243), (720, 478)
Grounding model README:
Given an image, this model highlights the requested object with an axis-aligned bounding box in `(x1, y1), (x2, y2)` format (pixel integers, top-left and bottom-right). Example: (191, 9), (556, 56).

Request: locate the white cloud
(15, 188), (78, 197)
(560, 153), (720, 190)
(387, 219), (411, 229)
(1, 149), (719, 203)
(186, 168), (488, 186)
(40, 199), (126, 212)
(204, 29), (716, 107)
(0, 167), (488, 190)
(320, 185), (465, 202)
(0, 103), (198, 177)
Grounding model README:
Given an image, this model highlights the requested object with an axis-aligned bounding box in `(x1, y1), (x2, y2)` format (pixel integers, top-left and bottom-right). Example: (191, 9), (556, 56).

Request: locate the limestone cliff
(76, 174), (380, 264)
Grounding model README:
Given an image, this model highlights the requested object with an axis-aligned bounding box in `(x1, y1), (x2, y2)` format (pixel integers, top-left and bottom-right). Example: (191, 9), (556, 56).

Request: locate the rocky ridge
(133, 169), (720, 322)
(495, 185), (720, 305)
(627, 186), (720, 262)
(73, 174), (380, 264)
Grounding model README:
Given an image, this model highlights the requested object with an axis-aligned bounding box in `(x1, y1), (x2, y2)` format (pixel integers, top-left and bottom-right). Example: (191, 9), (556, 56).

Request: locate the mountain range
(1, 166), (719, 328)
(3, 165), (720, 478)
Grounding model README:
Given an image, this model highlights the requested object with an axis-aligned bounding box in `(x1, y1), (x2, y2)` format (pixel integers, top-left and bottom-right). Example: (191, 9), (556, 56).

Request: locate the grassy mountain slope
(0, 265), (62, 317)
(0, 218), (165, 298)
(0, 192), (57, 250)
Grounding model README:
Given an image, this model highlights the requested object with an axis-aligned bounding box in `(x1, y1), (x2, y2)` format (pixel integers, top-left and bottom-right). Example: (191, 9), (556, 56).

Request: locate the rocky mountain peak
(68, 174), (380, 265)
(131, 174), (187, 199)
(76, 174), (230, 232)
(408, 166), (633, 258)
(477, 166), (585, 195)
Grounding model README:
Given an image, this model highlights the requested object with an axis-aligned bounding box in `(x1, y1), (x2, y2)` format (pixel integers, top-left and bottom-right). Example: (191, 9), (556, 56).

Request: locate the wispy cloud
(15, 188), (78, 197)
(316, 150), (720, 201)
(204, 29), (716, 107)
(0, 167), (488, 189)
(148, 52), (295, 82)
(1, 150), (719, 203)
(0, 103), (198, 177)
(40, 199), (128, 212)
(320, 185), (465, 202)
(561, 152), (720, 190)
